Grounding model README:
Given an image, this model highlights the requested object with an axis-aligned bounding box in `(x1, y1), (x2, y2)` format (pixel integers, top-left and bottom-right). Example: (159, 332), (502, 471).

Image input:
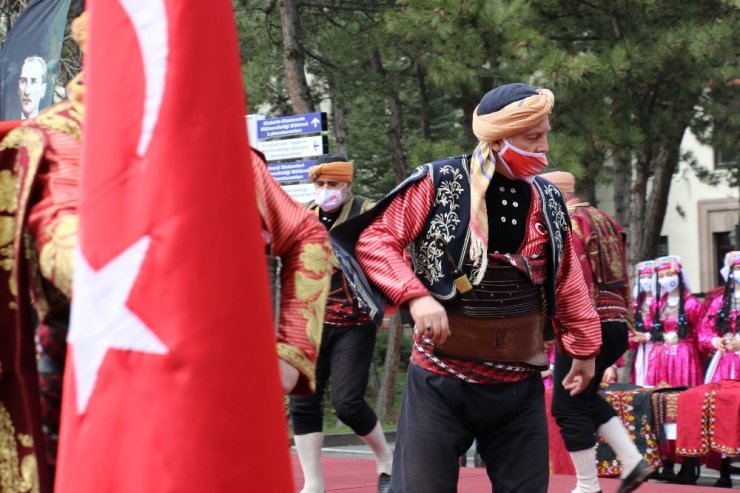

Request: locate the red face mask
(497, 138), (548, 183)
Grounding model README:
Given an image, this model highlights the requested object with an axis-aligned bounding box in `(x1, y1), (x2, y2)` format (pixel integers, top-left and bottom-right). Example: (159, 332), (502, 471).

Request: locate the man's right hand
(562, 357), (595, 396)
(408, 295), (450, 345)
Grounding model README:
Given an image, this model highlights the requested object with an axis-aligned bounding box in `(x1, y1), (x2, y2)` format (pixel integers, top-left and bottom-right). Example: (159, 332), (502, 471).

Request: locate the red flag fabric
(55, 1), (292, 491)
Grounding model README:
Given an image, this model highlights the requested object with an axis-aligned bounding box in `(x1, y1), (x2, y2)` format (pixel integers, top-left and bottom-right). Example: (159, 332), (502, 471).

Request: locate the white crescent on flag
(118, 0), (168, 157)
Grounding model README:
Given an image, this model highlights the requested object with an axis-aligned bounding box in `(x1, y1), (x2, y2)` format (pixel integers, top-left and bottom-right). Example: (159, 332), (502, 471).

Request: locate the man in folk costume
(331, 83), (601, 493)
(0, 11), (89, 491)
(289, 154), (393, 493)
(544, 170), (653, 493)
(0, 10), (330, 489)
(252, 148), (333, 396)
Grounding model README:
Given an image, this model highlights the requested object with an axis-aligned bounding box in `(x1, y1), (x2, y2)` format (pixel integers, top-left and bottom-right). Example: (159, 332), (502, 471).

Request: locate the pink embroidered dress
(645, 293), (705, 387)
(698, 293), (740, 382)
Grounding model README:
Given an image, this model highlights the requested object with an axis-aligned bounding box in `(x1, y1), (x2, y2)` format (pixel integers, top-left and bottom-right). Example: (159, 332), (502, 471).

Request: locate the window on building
(714, 145), (738, 171)
(657, 236), (669, 257)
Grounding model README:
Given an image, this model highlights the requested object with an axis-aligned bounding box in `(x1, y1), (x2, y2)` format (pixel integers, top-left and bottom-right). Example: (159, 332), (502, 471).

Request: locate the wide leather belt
(435, 266), (548, 367)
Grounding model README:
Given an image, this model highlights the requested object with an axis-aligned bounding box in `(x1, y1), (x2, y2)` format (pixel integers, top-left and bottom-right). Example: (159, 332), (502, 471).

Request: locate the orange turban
(472, 88), (554, 143)
(543, 171), (576, 194)
(308, 161), (353, 184)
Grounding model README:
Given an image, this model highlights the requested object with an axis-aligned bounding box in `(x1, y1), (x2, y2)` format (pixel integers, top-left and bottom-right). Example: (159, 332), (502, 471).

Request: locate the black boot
(474, 451), (485, 468)
(714, 457), (733, 488)
(656, 461), (675, 481)
(378, 472), (392, 493)
(671, 458), (699, 485)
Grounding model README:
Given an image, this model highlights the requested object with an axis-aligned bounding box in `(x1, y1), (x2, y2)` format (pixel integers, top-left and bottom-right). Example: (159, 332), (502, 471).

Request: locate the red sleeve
(552, 228), (602, 359)
(26, 128), (81, 298)
(356, 176), (435, 306)
(252, 150), (332, 395)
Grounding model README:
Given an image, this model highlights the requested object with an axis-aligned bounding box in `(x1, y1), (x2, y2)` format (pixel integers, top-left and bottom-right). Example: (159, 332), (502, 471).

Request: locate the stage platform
(290, 452), (738, 492)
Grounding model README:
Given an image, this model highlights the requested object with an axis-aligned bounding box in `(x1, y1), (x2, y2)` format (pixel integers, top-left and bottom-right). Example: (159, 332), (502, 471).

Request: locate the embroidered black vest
(330, 155), (570, 327)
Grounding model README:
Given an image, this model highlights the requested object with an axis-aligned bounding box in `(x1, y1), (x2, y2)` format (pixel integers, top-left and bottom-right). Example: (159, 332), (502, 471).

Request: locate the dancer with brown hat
(544, 169), (653, 493)
(290, 154), (393, 493)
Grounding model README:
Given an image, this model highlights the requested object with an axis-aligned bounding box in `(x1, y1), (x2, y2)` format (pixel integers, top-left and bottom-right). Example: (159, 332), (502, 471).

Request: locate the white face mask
(315, 186), (345, 211)
(658, 275), (679, 293)
(639, 278), (654, 293)
(733, 271), (740, 284)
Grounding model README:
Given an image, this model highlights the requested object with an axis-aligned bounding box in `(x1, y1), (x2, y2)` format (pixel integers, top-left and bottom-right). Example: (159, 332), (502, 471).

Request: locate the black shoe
(670, 459), (699, 485)
(473, 452), (485, 468)
(714, 477), (733, 488)
(378, 473), (392, 493)
(656, 463), (675, 481)
(617, 459), (654, 493)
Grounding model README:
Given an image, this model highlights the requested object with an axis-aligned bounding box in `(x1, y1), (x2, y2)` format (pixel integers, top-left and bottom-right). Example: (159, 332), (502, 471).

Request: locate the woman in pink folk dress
(641, 256), (706, 482)
(699, 250), (740, 382)
(697, 250), (740, 487)
(644, 255), (705, 387)
(629, 260), (656, 386)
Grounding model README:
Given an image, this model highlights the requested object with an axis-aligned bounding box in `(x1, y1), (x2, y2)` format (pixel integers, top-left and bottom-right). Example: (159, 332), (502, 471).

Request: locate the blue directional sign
(261, 135), (328, 162)
(267, 160), (317, 183)
(257, 112), (327, 140)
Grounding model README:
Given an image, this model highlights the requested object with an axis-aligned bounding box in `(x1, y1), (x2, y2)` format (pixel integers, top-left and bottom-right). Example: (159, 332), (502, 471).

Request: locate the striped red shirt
(356, 175), (600, 383)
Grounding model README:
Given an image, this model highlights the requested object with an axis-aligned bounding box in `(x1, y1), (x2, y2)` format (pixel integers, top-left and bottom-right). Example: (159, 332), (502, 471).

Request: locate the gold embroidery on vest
(39, 215), (78, 298)
(296, 242), (331, 346)
(33, 102), (81, 141)
(0, 128), (44, 300)
(0, 170), (18, 213)
(0, 404), (39, 492)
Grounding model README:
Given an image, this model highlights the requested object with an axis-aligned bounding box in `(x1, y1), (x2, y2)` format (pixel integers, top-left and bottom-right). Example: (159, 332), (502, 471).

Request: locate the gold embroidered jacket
(252, 150), (331, 395)
(0, 89), (83, 493)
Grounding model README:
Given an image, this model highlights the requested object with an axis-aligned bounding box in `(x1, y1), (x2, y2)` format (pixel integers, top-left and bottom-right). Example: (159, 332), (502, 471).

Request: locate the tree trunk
(613, 151), (632, 228)
(641, 125), (687, 259)
(369, 48), (406, 184)
(328, 77), (349, 157)
(375, 313), (402, 420)
(612, 151), (635, 384)
(279, 0), (313, 114)
(367, 48), (406, 420)
(581, 173), (598, 207)
(627, 157), (649, 269)
(415, 63), (431, 140)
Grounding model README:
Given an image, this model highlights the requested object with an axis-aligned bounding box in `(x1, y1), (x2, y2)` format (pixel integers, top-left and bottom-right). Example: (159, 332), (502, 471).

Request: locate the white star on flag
(68, 236), (168, 414)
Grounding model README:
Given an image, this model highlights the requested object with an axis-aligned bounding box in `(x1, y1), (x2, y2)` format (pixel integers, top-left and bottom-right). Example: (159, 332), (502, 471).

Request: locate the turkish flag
(55, 1), (292, 491)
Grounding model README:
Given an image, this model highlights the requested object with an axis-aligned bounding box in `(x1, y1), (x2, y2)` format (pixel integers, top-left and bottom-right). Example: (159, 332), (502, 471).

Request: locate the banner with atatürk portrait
(0, 0), (72, 121)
